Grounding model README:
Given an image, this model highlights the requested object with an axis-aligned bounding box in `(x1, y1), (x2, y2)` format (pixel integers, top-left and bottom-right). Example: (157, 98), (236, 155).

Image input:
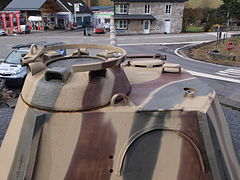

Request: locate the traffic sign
(74, 3), (80, 12)
(227, 42), (234, 50)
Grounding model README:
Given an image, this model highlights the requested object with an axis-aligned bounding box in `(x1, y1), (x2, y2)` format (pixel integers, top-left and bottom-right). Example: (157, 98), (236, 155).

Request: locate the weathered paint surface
(0, 44), (239, 180)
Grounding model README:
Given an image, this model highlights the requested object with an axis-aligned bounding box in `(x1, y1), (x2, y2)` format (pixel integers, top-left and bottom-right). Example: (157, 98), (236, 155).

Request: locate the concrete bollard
(109, 16), (117, 46)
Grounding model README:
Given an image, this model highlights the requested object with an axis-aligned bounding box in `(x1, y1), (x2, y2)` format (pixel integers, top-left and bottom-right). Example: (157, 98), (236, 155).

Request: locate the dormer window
(165, 4), (172, 14)
(144, 4), (150, 14)
(115, 4), (128, 14)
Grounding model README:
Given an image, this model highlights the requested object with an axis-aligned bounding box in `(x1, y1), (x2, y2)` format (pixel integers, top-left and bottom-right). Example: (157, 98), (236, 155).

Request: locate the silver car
(0, 42), (66, 87)
(0, 49), (28, 86)
(0, 29), (7, 36)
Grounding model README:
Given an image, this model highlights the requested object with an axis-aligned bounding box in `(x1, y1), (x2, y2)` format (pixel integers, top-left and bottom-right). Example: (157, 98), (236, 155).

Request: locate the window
(115, 4), (128, 14)
(105, 19), (110, 24)
(165, 5), (172, 14)
(144, 4), (150, 14)
(115, 20), (127, 29)
(5, 51), (26, 64)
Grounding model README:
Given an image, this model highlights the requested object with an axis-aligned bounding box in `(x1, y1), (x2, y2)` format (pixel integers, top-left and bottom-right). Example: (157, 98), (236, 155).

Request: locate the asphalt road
(121, 44), (240, 102)
(0, 31), (239, 155)
(121, 43), (240, 81)
(0, 30), (218, 59)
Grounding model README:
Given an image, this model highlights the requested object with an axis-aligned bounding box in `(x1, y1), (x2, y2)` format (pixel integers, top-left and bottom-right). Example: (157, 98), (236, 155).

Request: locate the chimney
(88, 0), (91, 9)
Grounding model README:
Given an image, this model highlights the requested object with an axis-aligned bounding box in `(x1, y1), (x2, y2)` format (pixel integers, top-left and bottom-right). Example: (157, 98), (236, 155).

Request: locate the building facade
(3, 0), (92, 31)
(112, 0), (186, 34)
(92, 6), (113, 30)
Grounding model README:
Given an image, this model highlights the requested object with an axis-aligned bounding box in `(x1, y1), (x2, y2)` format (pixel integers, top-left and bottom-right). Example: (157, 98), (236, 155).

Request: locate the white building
(92, 6), (113, 30)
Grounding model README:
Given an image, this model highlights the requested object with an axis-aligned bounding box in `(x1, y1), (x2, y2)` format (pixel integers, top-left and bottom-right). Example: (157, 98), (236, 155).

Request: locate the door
(143, 20), (150, 34)
(164, 20), (171, 34)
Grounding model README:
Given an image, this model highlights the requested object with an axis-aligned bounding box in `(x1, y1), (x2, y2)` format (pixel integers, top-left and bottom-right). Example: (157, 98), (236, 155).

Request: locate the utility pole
(226, 11), (230, 40)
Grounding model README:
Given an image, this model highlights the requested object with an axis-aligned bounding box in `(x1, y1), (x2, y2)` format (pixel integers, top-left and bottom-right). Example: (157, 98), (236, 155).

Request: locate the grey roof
(4, 0), (92, 14)
(58, 0), (92, 14)
(4, 0), (46, 10)
(91, 6), (114, 12)
(113, 14), (156, 20)
(0, 0), (12, 10)
(112, 0), (187, 2)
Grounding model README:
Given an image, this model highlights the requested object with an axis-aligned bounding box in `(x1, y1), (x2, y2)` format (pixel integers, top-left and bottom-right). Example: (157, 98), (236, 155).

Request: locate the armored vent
(45, 67), (70, 83)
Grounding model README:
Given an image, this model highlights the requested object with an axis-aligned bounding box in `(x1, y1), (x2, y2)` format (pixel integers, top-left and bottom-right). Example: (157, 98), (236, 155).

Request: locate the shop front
(56, 13), (70, 30)
(4, 0), (92, 31)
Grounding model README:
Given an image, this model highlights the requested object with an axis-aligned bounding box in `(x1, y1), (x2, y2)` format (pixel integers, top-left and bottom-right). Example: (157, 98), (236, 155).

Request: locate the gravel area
(222, 106), (240, 155)
(0, 105), (14, 145)
(183, 38), (240, 67)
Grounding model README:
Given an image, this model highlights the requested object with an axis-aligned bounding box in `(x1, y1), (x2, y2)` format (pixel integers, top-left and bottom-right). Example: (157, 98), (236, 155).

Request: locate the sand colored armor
(0, 43), (239, 180)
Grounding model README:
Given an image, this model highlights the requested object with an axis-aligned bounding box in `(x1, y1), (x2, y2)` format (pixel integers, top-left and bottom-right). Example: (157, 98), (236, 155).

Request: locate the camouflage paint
(122, 112), (169, 180)
(65, 113), (117, 179)
(0, 44), (239, 180)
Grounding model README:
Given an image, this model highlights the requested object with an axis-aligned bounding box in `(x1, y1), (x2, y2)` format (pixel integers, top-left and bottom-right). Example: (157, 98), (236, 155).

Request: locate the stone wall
(117, 2), (185, 34)
(208, 51), (236, 61)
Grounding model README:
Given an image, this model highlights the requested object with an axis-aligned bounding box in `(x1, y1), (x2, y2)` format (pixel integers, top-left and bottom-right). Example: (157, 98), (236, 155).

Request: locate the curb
(175, 41), (238, 68)
(219, 96), (240, 111)
(175, 43), (240, 111)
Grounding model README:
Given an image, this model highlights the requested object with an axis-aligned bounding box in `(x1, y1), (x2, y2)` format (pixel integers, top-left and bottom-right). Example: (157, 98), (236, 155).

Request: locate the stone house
(112, 0), (187, 34)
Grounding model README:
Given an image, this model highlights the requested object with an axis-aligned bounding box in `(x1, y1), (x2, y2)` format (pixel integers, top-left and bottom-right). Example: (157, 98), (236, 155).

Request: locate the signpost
(74, 3), (79, 24)
(227, 42), (234, 51)
(74, 3), (83, 25)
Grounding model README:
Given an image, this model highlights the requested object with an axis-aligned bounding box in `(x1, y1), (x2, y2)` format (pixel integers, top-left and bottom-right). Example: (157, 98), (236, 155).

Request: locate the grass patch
(184, 37), (240, 67)
(185, 0), (222, 9)
(185, 26), (204, 33)
(186, 26), (204, 33)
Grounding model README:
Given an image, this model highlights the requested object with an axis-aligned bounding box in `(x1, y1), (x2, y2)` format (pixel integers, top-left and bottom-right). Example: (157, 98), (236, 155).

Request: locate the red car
(94, 27), (105, 34)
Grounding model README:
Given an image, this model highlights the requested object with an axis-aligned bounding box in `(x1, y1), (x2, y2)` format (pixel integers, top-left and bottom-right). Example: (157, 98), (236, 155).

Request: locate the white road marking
(117, 34), (210, 40)
(145, 34), (208, 39)
(216, 72), (240, 78)
(131, 37), (140, 39)
(118, 40), (210, 46)
(174, 43), (240, 69)
(187, 70), (240, 84)
(174, 44), (240, 83)
(216, 68), (240, 78)
(174, 43), (230, 68)
(225, 69), (240, 73)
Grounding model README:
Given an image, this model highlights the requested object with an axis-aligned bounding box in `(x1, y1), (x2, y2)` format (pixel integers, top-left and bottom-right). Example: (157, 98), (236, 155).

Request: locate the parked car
(0, 29), (7, 36)
(21, 24), (31, 34)
(13, 25), (31, 34)
(0, 49), (28, 86)
(94, 26), (106, 34)
(0, 42), (66, 87)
